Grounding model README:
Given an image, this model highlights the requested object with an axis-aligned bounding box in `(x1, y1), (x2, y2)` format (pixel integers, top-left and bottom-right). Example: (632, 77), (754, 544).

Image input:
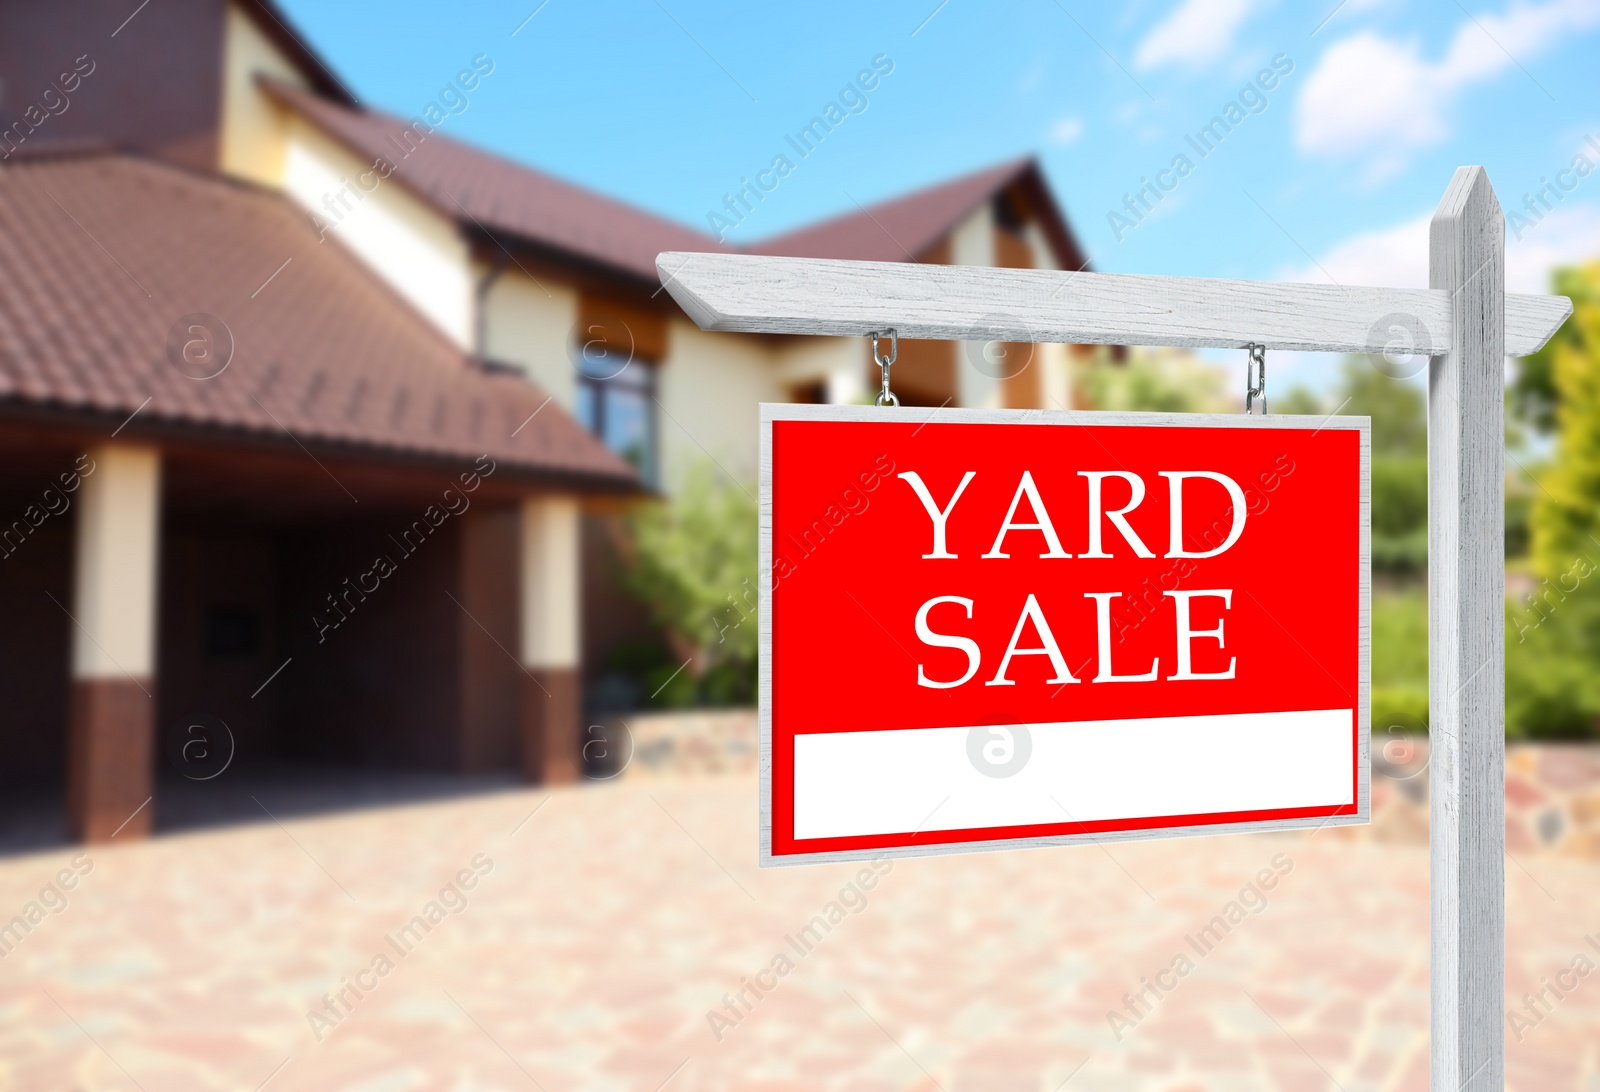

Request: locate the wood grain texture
(1428, 166), (1505, 1090)
(756, 402), (1371, 867)
(657, 251), (1570, 357)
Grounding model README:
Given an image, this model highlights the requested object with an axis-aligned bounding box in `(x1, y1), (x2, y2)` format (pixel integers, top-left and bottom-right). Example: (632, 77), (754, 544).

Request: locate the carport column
(520, 495), (581, 783)
(67, 443), (161, 842)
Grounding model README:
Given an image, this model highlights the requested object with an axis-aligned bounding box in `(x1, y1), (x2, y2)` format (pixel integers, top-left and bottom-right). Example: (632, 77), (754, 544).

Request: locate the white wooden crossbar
(656, 251), (1571, 357)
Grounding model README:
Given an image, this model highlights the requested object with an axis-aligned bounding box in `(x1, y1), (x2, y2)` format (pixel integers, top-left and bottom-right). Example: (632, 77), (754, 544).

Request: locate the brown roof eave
(462, 223), (664, 300)
(237, 1), (359, 106)
(0, 399), (645, 498)
(467, 230), (796, 352)
(261, 81), (700, 300)
(1011, 161), (1092, 274)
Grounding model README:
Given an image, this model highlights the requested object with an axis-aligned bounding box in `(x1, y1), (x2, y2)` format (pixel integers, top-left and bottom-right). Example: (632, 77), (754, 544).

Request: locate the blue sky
(280, 0), (1600, 373)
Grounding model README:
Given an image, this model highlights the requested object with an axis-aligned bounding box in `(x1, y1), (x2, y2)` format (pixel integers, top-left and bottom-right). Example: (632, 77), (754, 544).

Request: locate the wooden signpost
(658, 167), (1573, 1090)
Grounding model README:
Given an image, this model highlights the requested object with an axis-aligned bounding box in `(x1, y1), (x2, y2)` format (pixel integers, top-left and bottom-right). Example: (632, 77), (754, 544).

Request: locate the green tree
(1510, 264), (1598, 433)
(623, 461), (758, 704)
(1506, 562), (1600, 740)
(1504, 261), (1600, 739)
(1528, 262), (1600, 580)
(1078, 347), (1230, 413)
(1332, 357), (1428, 572)
(1336, 356), (1426, 454)
(1272, 385), (1324, 416)
(1370, 455), (1429, 572)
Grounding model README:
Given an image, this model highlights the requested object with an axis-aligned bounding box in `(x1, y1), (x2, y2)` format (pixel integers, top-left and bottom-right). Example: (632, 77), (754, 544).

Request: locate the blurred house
(0, 0), (1093, 843)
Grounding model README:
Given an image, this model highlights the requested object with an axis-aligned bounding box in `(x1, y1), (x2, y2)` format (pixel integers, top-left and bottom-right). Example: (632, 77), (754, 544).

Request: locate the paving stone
(0, 772), (1595, 1089)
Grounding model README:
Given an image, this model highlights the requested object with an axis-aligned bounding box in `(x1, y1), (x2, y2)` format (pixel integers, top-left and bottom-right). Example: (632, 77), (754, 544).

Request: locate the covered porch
(0, 416), (611, 845)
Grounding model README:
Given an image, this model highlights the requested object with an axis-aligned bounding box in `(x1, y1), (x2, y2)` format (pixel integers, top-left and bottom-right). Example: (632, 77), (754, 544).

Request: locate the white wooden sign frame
(657, 167), (1574, 1091)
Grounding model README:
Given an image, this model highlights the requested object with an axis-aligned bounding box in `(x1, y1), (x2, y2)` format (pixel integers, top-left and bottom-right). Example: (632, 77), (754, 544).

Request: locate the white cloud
(1050, 116), (1085, 145)
(1135, 0), (1258, 71)
(1297, 0), (1600, 162)
(1296, 33), (1447, 161)
(1314, 0), (1386, 33)
(1262, 198), (1600, 397)
(1505, 200), (1600, 293)
(1114, 100), (1147, 125)
(1288, 210), (1431, 288)
(1283, 199), (1600, 294)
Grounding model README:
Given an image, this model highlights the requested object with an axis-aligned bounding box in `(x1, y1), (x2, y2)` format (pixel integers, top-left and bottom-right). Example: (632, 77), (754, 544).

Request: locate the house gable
(219, 1), (312, 185)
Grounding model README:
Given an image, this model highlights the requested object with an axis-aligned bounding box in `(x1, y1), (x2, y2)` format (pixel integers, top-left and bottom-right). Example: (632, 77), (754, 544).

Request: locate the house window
(787, 380), (827, 404)
(575, 348), (657, 486)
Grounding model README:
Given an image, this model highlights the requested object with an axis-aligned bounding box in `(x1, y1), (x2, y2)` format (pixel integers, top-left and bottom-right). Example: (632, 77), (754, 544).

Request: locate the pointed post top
(1433, 165), (1502, 220)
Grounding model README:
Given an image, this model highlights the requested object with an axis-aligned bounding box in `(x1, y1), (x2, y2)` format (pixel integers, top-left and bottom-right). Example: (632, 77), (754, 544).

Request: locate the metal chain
(1245, 343), (1266, 415)
(870, 329), (899, 407)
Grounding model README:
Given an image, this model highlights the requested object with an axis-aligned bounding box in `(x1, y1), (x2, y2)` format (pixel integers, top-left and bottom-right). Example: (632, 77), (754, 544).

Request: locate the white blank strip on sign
(791, 709), (1354, 841)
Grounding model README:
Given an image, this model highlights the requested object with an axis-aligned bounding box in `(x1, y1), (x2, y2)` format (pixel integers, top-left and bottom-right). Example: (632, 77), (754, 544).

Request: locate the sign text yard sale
(759, 405), (1370, 866)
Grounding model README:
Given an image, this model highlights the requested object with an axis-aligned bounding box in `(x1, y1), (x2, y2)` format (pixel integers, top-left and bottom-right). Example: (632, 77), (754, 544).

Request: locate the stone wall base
(1336, 738), (1600, 859)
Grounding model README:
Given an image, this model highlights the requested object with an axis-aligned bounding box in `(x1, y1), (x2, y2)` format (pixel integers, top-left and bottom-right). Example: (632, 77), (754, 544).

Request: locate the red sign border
(757, 403), (1371, 868)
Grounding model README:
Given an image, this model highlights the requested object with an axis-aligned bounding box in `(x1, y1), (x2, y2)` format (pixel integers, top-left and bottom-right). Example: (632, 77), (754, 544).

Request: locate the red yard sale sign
(758, 404), (1370, 866)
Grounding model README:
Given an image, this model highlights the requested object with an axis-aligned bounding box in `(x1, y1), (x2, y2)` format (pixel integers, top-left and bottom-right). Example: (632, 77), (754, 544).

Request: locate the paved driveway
(1, 772), (1596, 1091)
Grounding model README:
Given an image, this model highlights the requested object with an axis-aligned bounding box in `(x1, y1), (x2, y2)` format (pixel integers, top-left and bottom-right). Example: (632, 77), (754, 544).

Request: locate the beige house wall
(1025, 218), (1072, 409)
(951, 203), (1001, 410)
(71, 444), (161, 680)
(521, 497), (581, 669)
(281, 114), (476, 348)
(1038, 341), (1073, 411)
(774, 335), (866, 405)
(657, 321), (783, 491)
(218, 2), (305, 186)
(483, 270), (580, 408)
(222, 3), (475, 348)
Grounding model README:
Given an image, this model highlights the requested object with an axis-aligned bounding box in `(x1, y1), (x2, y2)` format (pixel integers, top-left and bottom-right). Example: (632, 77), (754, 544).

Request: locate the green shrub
(1077, 347), (1230, 413)
(1338, 356), (1426, 455)
(605, 637), (671, 676)
(1506, 490), (1532, 561)
(700, 660), (756, 707)
(1527, 262), (1600, 581)
(1373, 528), (1429, 575)
(643, 661), (698, 709)
(1506, 589), (1600, 739)
(1372, 687), (1428, 734)
(624, 460), (758, 707)
(1372, 587), (1428, 692)
(1371, 456), (1427, 536)
(1506, 261), (1600, 738)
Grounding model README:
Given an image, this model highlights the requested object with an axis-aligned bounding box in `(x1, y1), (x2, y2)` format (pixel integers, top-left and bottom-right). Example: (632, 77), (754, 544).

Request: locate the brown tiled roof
(0, 154), (637, 488)
(263, 79), (726, 283)
(261, 81), (1086, 281)
(750, 158), (1091, 271)
(749, 159), (1032, 262)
